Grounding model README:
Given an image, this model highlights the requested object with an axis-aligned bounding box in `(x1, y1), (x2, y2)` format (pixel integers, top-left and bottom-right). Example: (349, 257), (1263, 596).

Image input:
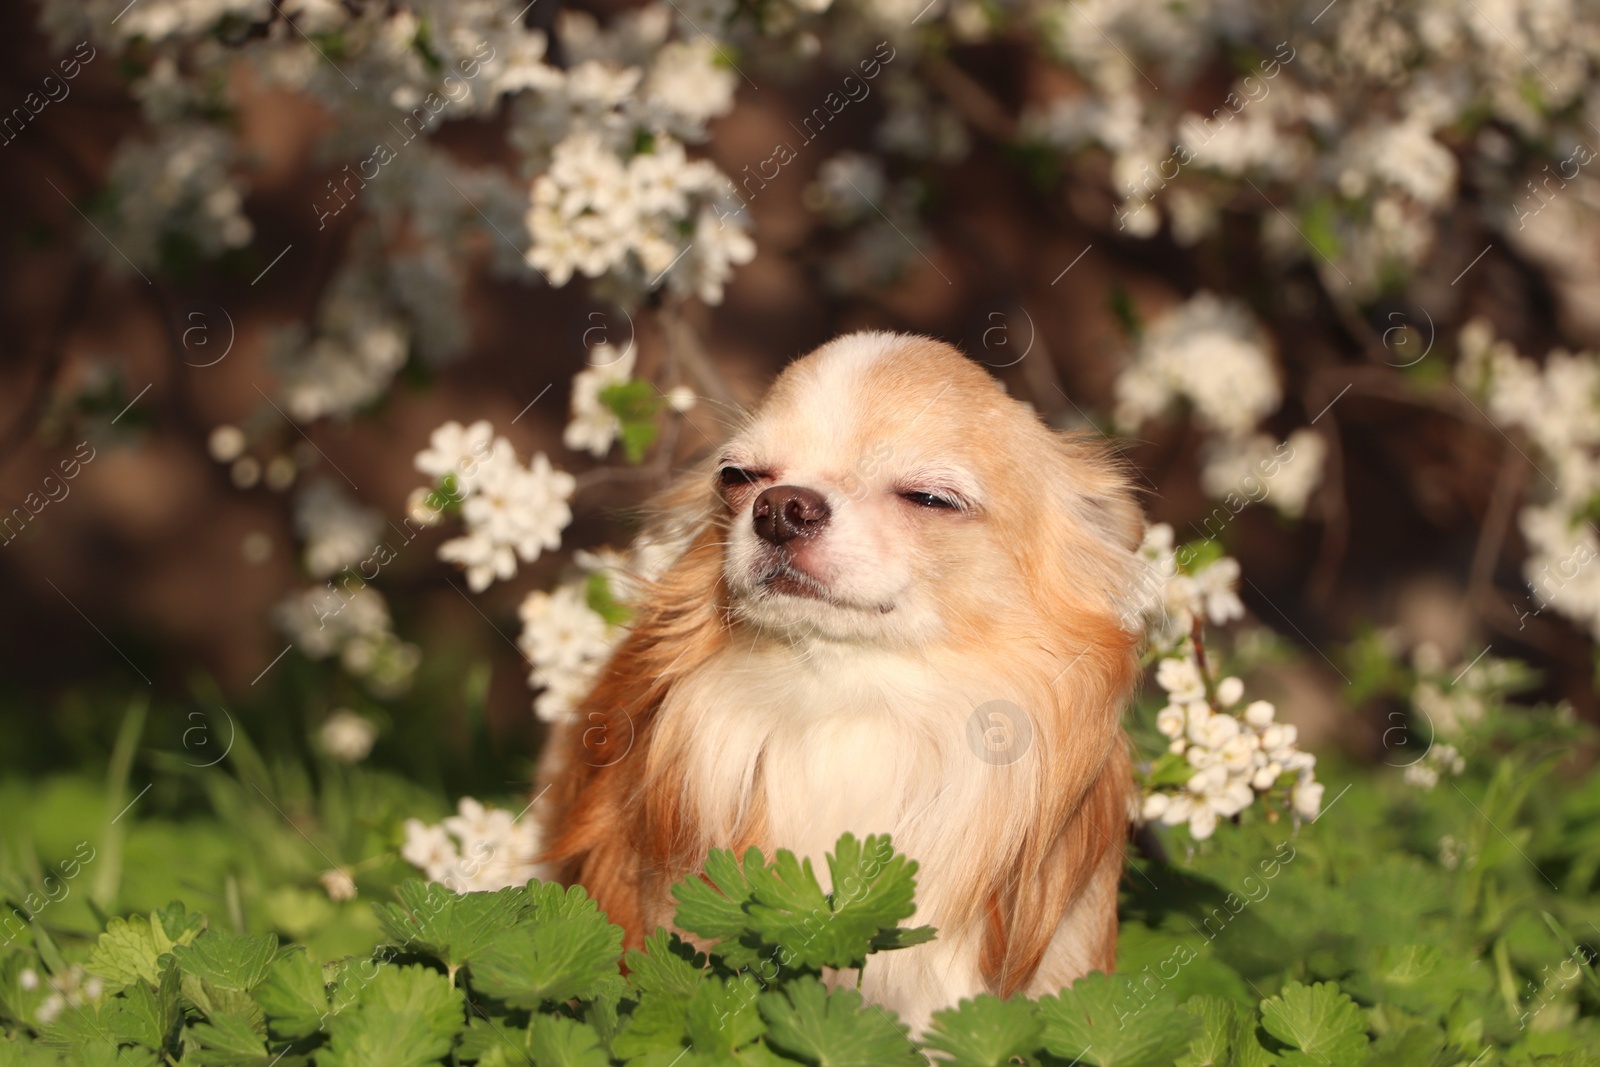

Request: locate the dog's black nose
(753, 485), (830, 546)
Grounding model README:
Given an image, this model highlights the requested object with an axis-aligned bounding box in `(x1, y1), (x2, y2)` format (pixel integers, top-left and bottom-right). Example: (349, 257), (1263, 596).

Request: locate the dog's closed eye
(899, 490), (960, 510)
(718, 465), (766, 488)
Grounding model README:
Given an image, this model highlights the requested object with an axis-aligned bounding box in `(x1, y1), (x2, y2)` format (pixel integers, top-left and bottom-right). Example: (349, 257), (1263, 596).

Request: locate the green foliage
(586, 571), (634, 627)
(5, 655), (1600, 1066)
(598, 380), (663, 463)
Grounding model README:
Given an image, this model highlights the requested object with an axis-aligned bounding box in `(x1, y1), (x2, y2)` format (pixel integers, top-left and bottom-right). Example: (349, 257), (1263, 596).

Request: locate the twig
(0, 257), (96, 472)
(921, 56), (1018, 143)
(1189, 615), (1221, 708)
(659, 302), (738, 411)
(1305, 411), (1347, 608)
(1469, 445), (1527, 600)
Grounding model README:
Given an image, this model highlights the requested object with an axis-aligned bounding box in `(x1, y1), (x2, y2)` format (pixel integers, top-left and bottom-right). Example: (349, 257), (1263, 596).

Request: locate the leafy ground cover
(2, 676), (1598, 1066)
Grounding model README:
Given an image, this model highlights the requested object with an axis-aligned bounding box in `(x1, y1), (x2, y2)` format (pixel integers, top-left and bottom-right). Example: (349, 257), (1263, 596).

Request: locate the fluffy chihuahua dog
(539, 332), (1143, 1031)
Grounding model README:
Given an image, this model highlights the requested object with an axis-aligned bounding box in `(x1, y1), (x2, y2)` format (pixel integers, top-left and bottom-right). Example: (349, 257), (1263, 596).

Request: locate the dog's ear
(537, 466), (733, 947)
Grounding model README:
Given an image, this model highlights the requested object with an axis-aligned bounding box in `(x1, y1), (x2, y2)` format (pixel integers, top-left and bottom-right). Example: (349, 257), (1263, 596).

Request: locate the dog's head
(709, 332), (1143, 651)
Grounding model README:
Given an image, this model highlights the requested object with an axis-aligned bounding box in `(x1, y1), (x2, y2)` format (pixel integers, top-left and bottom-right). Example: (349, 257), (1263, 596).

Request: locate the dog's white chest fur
(662, 640), (1018, 1031)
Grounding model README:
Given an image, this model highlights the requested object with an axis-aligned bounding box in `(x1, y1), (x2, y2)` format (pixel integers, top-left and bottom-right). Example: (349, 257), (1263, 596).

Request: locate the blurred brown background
(1, 0), (1591, 778)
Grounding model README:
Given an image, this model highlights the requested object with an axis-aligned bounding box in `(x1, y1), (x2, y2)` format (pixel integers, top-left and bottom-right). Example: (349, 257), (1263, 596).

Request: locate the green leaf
(187, 1013), (273, 1066)
(744, 835), (920, 971)
(37, 1001), (158, 1065)
(319, 963), (463, 1067)
(1301, 198), (1343, 262)
(466, 904), (623, 1007)
(1366, 1024), (1447, 1067)
(627, 930), (707, 1000)
(1141, 751), (1196, 789)
(598, 380), (663, 463)
(84, 904), (205, 991)
(923, 994), (1043, 1066)
(255, 948), (330, 1040)
(455, 1011), (525, 1063)
(1176, 539), (1226, 576)
(1177, 995), (1274, 1067)
(103, 957), (180, 1050)
(586, 572), (633, 627)
(1258, 982), (1368, 1067)
(171, 930), (279, 992)
(373, 880), (524, 969)
(1036, 971), (1202, 1067)
(525, 1014), (613, 1067)
(674, 848), (761, 944)
(759, 976), (924, 1067)
(869, 927), (938, 952)
(524, 881), (612, 924)
(686, 974), (767, 1057)
(612, 932), (710, 1060)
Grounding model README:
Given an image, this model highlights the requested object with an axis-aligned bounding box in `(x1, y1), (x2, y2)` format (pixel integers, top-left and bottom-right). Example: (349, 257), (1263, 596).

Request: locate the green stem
(94, 696), (149, 909)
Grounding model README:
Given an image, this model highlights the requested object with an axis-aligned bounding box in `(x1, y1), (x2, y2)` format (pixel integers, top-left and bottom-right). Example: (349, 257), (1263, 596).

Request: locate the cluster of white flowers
(39, 0), (760, 437)
(564, 343), (637, 457)
(400, 797), (543, 892)
(20, 964), (103, 1026)
(1021, 0), (1600, 297)
(526, 133), (753, 304)
(1130, 522), (1323, 838)
(1198, 429), (1328, 519)
(1141, 661), (1322, 840)
(1114, 293), (1280, 437)
(272, 246), (411, 423)
(412, 420), (576, 592)
(294, 482), (384, 580)
(1402, 741), (1464, 790)
(1115, 292), (1326, 520)
(517, 578), (621, 724)
(97, 125), (253, 271)
(505, 5), (752, 304)
(1402, 642), (1527, 778)
(1456, 318), (1600, 638)
(1133, 523), (1245, 651)
(517, 533), (691, 722)
(274, 584), (420, 697)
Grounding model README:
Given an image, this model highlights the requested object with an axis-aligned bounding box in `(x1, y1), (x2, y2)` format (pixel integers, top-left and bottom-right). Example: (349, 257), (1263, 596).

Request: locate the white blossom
(518, 580), (620, 723)
(319, 709), (378, 763)
(401, 797), (544, 891)
(564, 344), (636, 457)
(319, 868), (358, 901)
(294, 482), (383, 579)
(1114, 293), (1280, 439)
(437, 442), (576, 591)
